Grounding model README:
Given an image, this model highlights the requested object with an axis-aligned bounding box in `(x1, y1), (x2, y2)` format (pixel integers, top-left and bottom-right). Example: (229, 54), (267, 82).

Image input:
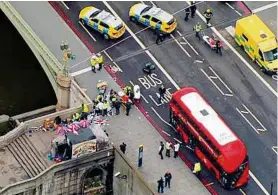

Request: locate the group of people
(159, 141), (180, 160)
(157, 171), (172, 193)
(90, 53), (104, 73)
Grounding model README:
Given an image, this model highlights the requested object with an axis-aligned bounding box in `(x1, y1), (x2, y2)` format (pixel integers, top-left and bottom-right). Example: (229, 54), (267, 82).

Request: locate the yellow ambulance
(235, 14), (277, 74)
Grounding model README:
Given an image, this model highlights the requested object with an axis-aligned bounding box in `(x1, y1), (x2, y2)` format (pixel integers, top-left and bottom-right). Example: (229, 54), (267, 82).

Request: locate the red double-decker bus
(169, 87), (249, 189)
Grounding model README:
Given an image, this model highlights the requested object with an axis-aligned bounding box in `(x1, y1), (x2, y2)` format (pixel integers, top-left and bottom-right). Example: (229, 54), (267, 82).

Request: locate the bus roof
(236, 14), (276, 46)
(172, 87), (247, 173)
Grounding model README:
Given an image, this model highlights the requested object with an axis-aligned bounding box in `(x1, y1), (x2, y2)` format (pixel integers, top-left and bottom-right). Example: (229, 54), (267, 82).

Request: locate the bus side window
(242, 34), (248, 42)
(258, 49), (264, 60)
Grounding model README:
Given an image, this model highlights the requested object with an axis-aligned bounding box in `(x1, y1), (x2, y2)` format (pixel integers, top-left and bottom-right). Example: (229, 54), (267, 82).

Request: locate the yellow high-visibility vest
(193, 162), (201, 173)
(103, 102), (109, 109)
(91, 58), (97, 67)
(97, 55), (103, 64)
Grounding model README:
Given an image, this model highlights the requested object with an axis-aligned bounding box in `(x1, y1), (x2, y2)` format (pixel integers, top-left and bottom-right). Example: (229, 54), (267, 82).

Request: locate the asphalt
(10, 1), (277, 195)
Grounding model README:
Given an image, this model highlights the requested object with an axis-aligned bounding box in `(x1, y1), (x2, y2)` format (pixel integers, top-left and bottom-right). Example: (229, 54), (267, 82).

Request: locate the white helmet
(97, 53), (101, 57)
(91, 55), (97, 60)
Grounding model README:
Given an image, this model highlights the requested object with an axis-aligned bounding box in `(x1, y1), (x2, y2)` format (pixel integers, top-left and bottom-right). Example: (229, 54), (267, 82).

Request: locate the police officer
(156, 30), (165, 45)
(193, 162), (202, 177)
(203, 8), (213, 27)
(184, 6), (190, 21)
(103, 100), (109, 116)
(157, 177), (164, 193)
(96, 53), (103, 71)
(164, 171), (172, 188)
(190, 1), (197, 18)
(90, 53), (98, 73)
(158, 85), (166, 103)
(193, 22), (202, 41)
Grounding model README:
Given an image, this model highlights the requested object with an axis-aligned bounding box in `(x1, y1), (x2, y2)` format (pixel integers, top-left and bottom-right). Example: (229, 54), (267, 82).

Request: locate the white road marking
(201, 68), (226, 96)
(225, 2), (235, 10)
(162, 130), (171, 136)
(177, 30), (199, 55)
(239, 188), (247, 195)
(241, 103), (267, 132)
(149, 1), (156, 7)
(236, 108), (260, 134)
(186, 1), (278, 98)
(252, 2), (278, 13)
(70, 67), (92, 77)
(180, 42), (187, 45)
(61, 1), (69, 10)
(249, 171), (270, 195)
(103, 50), (123, 72)
(235, 10), (242, 16)
(209, 67), (233, 94)
(194, 60), (204, 63)
(78, 21), (97, 42)
(225, 26), (235, 37)
(174, 138), (182, 144)
(170, 34), (191, 57)
(151, 107), (176, 130)
(103, 1), (181, 91)
(272, 146), (278, 155)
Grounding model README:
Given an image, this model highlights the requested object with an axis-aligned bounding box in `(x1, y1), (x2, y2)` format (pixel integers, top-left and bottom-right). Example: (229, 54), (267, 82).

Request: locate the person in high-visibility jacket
(193, 22), (202, 41)
(90, 53), (98, 73)
(96, 95), (104, 103)
(203, 8), (213, 26)
(78, 103), (89, 119)
(103, 100), (110, 116)
(72, 112), (80, 121)
(193, 162), (201, 177)
(96, 53), (103, 71)
(124, 86), (132, 95)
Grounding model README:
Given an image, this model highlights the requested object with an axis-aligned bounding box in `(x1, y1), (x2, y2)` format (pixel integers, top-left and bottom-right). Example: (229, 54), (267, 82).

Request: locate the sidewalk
(11, 2), (210, 194)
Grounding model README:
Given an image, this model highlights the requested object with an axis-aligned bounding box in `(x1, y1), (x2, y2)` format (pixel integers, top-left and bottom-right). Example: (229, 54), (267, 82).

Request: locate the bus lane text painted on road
(137, 73), (173, 106)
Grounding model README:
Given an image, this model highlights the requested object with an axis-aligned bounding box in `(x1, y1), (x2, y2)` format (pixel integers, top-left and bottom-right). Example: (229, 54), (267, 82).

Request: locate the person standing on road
(216, 40), (222, 56)
(125, 100), (132, 116)
(103, 100), (109, 117)
(90, 53), (98, 73)
(173, 142), (180, 158)
(158, 141), (165, 160)
(184, 6), (190, 21)
(96, 53), (103, 71)
(120, 142), (127, 154)
(158, 85), (166, 103)
(165, 141), (171, 157)
(157, 177), (164, 193)
(193, 22), (203, 41)
(96, 100), (104, 116)
(190, 1), (197, 18)
(156, 30), (165, 45)
(203, 8), (213, 27)
(164, 171), (172, 188)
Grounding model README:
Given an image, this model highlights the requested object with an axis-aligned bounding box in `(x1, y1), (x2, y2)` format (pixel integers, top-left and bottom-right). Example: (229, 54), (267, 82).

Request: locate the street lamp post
(60, 41), (73, 77)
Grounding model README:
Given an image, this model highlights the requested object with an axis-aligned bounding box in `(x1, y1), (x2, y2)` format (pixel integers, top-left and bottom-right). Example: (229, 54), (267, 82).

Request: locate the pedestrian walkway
(10, 2), (210, 194)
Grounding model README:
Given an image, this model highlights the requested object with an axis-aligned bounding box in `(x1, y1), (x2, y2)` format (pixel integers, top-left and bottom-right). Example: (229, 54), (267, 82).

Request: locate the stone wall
(113, 148), (156, 195)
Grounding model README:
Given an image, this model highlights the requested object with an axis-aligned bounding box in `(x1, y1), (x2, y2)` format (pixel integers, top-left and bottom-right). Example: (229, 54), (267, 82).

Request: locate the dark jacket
(185, 7), (190, 13)
(114, 100), (121, 109)
(164, 173), (172, 181)
(159, 87), (166, 95)
(157, 178), (164, 186)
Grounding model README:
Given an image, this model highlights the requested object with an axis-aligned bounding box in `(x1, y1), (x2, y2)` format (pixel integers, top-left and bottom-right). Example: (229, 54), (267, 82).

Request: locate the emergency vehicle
(129, 3), (177, 34)
(170, 87), (249, 189)
(79, 6), (126, 40)
(235, 14), (278, 74)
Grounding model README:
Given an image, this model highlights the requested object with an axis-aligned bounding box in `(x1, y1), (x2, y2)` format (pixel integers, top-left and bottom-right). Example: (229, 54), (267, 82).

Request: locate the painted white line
(149, 1), (156, 7)
(70, 67), (92, 77)
(194, 60), (204, 63)
(241, 104), (267, 131)
(240, 110), (249, 114)
(225, 2), (235, 10)
(235, 10), (242, 16)
(104, 1), (181, 91)
(252, 2), (278, 13)
(224, 94), (233, 97)
(78, 21), (97, 42)
(236, 108), (260, 134)
(180, 42), (187, 45)
(209, 76), (218, 79)
(174, 138), (182, 144)
(177, 30), (199, 55)
(249, 171), (270, 195)
(162, 130), (171, 136)
(103, 50), (123, 72)
(151, 107), (176, 130)
(186, 1), (278, 98)
(209, 67), (233, 94)
(201, 68), (225, 96)
(272, 146), (278, 155)
(61, 1), (69, 10)
(170, 34), (191, 57)
(239, 189), (247, 195)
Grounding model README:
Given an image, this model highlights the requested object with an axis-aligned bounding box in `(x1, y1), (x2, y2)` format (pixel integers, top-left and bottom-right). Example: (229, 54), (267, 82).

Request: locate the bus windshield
(264, 47), (278, 61)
